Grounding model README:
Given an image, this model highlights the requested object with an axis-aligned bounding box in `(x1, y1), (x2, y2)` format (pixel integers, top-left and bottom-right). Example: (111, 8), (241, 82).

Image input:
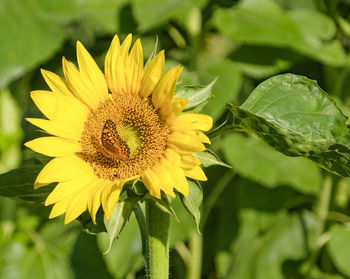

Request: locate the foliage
(2, 0), (350, 278)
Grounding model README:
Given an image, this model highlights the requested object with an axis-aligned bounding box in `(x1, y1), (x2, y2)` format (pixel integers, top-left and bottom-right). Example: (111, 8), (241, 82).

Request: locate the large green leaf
(212, 74), (350, 177)
(0, 165), (53, 202)
(223, 134), (322, 194)
(212, 0), (347, 66)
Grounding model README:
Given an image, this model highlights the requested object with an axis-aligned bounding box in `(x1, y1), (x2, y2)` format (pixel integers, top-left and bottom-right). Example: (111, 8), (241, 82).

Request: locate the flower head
(25, 34), (212, 224)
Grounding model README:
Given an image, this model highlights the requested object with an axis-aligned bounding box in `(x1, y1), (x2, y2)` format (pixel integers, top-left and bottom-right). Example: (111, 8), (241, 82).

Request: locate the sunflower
(25, 34), (213, 224)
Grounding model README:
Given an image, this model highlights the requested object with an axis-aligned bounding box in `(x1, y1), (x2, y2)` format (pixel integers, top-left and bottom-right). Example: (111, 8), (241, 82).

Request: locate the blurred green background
(2, 0), (350, 278)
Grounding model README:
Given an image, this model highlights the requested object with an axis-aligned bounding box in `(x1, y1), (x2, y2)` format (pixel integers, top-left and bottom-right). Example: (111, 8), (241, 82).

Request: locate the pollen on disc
(78, 93), (169, 181)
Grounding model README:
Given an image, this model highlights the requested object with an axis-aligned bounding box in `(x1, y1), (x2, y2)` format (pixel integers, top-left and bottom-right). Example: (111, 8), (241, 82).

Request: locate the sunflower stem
(145, 199), (170, 279)
(134, 203), (149, 275)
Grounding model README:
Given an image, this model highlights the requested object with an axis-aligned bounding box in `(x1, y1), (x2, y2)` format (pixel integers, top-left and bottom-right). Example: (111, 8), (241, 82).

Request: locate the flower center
(78, 94), (169, 180)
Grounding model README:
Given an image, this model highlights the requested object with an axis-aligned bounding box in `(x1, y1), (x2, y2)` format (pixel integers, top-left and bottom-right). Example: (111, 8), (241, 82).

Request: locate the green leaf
(179, 180), (203, 233)
(103, 198), (137, 254)
(212, 74), (350, 177)
(212, 0), (347, 66)
(327, 224), (350, 277)
(194, 150), (231, 168)
(223, 134), (322, 194)
(175, 79), (216, 111)
(0, 165), (54, 202)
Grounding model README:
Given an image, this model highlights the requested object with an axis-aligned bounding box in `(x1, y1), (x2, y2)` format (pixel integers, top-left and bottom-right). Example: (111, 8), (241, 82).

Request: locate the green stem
(134, 203), (149, 275)
(146, 200), (170, 279)
(306, 175), (333, 276)
(187, 231), (203, 279)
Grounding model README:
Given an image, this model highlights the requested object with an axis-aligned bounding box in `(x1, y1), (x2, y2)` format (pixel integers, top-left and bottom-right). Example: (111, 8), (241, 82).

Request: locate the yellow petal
(114, 34), (133, 95)
(30, 90), (58, 119)
(100, 182), (118, 220)
(49, 199), (69, 219)
(34, 156), (94, 189)
(65, 184), (95, 224)
(40, 69), (72, 96)
(87, 184), (105, 224)
(103, 182), (123, 220)
(140, 50), (165, 98)
(171, 114), (213, 132)
(62, 57), (104, 110)
(76, 41), (109, 101)
(45, 175), (98, 205)
(161, 157), (189, 196)
(125, 39), (143, 95)
(198, 132), (211, 144)
(153, 163), (176, 197)
(26, 118), (82, 141)
(25, 137), (81, 157)
(184, 166), (207, 181)
(171, 98), (188, 115)
(168, 132), (206, 153)
(105, 34), (121, 95)
(30, 90), (89, 125)
(152, 66), (183, 115)
(180, 154), (202, 169)
(141, 168), (161, 199)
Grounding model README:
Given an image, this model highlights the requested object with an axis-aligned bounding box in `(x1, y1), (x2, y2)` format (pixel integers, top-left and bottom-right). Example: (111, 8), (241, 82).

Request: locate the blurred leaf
(200, 59), (242, 119)
(231, 46), (301, 79)
(0, 165), (53, 202)
(0, 0), (65, 89)
(195, 150), (231, 168)
(71, 233), (114, 279)
(145, 35), (159, 65)
(212, 74), (350, 177)
(327, 224), (350, 277)
(223, 134), (322, 194)
(224, 210), (321, 279)
(82, 0), (129, 33)
(179, 180), (203, 232)
(133, 0), (207, 31)
(104, 198), (137, 254)
(97, 214), (143, 278)
(0, 242), (27, 279)
(169, 196), (195, 246)
(23, 245), (74, 279)
(338, 16), (350, 37)
(212, 0), (347, 66)
(175, 79), (216, 111)
(0, 89), (22, 173)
